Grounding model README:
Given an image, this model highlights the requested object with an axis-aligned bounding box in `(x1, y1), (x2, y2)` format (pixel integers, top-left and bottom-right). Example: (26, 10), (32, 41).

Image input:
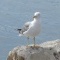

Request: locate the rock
(7, 39), (60, 60)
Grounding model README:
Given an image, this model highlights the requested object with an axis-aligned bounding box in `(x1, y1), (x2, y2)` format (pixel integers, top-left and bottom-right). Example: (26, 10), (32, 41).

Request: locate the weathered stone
(7, 39), (60, 60)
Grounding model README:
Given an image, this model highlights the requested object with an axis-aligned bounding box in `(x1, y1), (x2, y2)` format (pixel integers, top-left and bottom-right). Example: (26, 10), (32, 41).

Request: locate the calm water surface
(0, 0), (60, 60)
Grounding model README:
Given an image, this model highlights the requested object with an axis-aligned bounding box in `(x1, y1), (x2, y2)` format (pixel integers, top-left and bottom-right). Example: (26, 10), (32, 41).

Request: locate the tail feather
(17, 29), (22, 33)
(17, 29), (23, 36)
(19, 34), (23, 36)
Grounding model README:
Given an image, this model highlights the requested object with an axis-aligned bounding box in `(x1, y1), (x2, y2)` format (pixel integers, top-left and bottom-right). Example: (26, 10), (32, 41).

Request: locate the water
(0, 0), (60, 60)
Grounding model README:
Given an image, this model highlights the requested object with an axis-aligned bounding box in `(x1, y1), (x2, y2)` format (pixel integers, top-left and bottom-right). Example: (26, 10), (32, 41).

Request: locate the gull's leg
(27, 37), (29, 46)
(33, 37), (35, 47)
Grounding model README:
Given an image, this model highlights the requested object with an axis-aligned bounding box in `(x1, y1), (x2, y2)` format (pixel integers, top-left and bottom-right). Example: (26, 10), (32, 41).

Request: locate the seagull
(17, 12), (41, 47)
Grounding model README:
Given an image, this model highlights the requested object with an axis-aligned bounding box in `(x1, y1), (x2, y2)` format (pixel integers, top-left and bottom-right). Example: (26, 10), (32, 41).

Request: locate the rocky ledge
(7, 39), (60, 60)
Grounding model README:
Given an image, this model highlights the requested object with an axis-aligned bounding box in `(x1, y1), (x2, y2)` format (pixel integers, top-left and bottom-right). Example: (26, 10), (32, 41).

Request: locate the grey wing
(17, 22), (31, 34)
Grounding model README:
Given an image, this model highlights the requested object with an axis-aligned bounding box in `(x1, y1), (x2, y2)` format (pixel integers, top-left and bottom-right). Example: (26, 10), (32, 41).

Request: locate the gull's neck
(33, 18), (40, 21)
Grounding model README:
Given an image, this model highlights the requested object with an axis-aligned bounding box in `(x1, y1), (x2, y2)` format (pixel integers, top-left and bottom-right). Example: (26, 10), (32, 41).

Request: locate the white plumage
(17, 12), (41, 47)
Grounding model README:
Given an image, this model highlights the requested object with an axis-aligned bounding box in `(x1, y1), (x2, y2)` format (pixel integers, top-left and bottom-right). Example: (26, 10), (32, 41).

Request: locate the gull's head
(33, 12), (40, 19)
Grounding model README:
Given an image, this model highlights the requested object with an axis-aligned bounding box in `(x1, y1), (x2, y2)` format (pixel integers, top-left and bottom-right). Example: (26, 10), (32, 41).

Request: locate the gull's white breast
(23, 19), (41, 37)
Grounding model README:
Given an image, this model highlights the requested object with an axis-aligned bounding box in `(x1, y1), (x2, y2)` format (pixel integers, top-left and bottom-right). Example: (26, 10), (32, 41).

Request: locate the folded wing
(17, 22), (31, 36)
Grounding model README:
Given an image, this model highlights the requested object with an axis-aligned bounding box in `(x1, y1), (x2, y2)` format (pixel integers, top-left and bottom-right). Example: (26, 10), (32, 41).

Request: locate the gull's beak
(33, 16), (36, 18)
